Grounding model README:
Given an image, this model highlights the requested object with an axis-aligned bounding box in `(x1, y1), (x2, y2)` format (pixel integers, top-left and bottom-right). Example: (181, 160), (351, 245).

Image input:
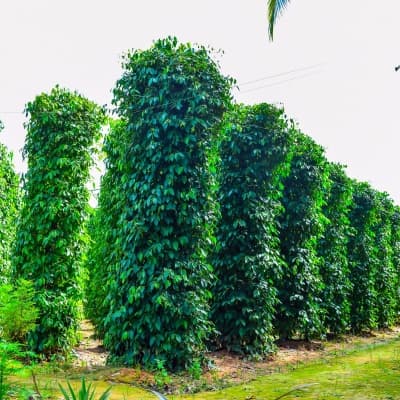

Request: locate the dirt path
(72, 320), (108, 368)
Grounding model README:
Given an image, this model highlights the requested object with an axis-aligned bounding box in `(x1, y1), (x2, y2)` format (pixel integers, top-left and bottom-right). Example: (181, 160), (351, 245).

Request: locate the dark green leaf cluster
(317, 163), (353, 335)
(346, 183), (400, 332)
(347, 181), (379, 332)
(276, 133), (330, 340)
(373, 192), (397, 328)
(103, 37), (232, 370)
(85, 119), (129, 337)
(13, 86), (105, 354)
(390, 206), (400, 320)
(0, 122), (20, 283)
(211, 103), (292, 355)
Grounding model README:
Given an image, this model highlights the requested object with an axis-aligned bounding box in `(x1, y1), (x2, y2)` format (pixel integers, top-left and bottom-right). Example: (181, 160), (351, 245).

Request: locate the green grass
(173, 338), (400, 400)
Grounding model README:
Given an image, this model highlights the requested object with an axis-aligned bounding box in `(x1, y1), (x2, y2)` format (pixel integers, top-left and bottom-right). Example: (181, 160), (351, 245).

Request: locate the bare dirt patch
(72, 320), (108, 368)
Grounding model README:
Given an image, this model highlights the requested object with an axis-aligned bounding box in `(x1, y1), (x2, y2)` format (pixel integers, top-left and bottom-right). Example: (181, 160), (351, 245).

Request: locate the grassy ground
(173, 338), (400, 399)
(10, 335), (400, 400)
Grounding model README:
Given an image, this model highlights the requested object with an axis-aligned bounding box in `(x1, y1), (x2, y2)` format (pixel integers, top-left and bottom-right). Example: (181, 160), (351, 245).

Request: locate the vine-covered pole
(104, 37), (232, 371)
(13, 87), (105, 354)
(276, 132), (330, 340)
(0, 121), (20, 283)
(317, 163), (353, 335)
(211, 103), (292, 355)
(347, 181), (379, 333)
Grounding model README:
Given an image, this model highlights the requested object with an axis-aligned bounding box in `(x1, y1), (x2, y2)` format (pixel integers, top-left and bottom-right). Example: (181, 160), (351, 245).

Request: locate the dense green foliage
(83, 208), (101, 331)
(0, 39), (398, 369)
(276, 133), (329, 340)
(317, 163), (352, 335)
(391, 206), (400, 321)
(211, 103), (292, 355)
(103, 37), (232, 370)
(374, 192), (397, 328)
(13, 87), (105, 354)
(0, 122), (20, 283)
(347, 182), (379, 332)
(85, 119), (128, 337)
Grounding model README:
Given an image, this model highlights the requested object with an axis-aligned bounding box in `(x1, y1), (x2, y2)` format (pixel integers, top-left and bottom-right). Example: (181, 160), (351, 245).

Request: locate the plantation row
(1, 37), (399, 372)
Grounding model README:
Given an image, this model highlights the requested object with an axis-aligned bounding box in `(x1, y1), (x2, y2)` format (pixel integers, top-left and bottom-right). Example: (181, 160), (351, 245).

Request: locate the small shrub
(154, 359), (172, 388)
(188, 358), (202, 380)
(0, 280), (38, 343)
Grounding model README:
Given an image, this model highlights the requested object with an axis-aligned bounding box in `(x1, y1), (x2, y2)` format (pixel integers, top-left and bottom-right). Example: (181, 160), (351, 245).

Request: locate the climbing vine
(13, 87), (105, 354)
(0, 121), (20, 283)
(85, 119), (129, 337)
(373, 192), (397, 328)
(317, 163), (353, 335)
(390, 206), (400, 321)
(211, 103), (292, 355)
(276, 132), (329, 340)
(104, 37), (232, 370)
(347, 181), (379, 333)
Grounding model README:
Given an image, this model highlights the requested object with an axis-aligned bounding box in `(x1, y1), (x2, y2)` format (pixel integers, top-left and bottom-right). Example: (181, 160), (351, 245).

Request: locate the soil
(72, 320), (108, 368)
(71, 320), (400, 392)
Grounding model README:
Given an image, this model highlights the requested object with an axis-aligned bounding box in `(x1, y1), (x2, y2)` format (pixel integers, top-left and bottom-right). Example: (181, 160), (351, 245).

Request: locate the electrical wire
(236, 63), (325, 87)
(239, 69), (324, 94)
(0, 63), (326, 116)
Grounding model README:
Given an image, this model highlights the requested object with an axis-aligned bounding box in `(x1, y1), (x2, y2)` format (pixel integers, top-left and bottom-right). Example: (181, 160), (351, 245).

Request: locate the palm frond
(267, 0), (291, 40)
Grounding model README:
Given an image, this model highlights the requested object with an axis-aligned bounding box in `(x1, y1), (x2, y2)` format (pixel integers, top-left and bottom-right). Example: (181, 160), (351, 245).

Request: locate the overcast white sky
(1, 1), (400, 201)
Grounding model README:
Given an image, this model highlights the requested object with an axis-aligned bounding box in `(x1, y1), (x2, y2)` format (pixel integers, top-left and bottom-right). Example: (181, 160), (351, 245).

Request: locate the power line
(0, 63), (326, 116)
(239, 69), (324, 94)
(236, 63), (325, 87)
